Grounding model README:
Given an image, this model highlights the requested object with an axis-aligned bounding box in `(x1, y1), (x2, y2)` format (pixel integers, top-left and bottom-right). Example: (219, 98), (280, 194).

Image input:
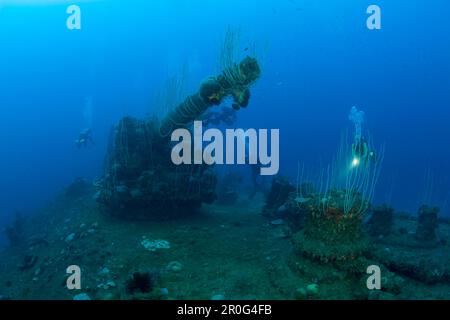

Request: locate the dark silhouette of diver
(202, 106), (237, 127)
(349, 106), (376, 167)
(243, 138), (262, 199)
(248, 161), (262, 199)
(352, 135), (376, 167)
(75, 128), (94, 148)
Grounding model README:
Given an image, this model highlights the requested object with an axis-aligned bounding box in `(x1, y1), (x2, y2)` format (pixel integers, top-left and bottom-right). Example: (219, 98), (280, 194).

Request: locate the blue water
(1, 0), (450, 245)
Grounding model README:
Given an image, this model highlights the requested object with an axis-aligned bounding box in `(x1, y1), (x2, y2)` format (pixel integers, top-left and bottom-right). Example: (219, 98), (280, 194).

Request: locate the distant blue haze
(1, 0), (449, 245)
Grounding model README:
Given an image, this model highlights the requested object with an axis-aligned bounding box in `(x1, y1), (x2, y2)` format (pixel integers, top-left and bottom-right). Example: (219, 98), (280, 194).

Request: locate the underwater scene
(1, 0), (450, 302)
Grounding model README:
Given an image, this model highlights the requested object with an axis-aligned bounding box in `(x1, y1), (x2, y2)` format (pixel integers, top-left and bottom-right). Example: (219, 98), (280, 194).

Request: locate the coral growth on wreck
(291, 189), (369, 272)
(94, 116), (217, 220)
(94, 57), (261, 220)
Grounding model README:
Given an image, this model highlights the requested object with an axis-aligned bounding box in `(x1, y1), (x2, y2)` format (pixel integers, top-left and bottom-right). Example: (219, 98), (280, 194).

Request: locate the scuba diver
(75, 128), (94, 148)
(240, 130), (262, 199)
(349, 106), (376, 167)
(351, 135), (376, 167)
(202, 106), (237, 127)
(248, 161), (262, 199)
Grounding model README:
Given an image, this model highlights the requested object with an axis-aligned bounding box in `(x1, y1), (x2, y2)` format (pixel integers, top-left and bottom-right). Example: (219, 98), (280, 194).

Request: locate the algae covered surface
(1, 1), (450, 302)
(1, 188), (450, 300)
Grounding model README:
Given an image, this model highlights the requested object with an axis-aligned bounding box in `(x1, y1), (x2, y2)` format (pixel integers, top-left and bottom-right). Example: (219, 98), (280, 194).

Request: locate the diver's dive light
(351, 157), (361, 168)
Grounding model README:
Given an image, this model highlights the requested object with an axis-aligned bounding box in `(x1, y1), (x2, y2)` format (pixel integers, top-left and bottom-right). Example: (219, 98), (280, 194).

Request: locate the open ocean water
(0, 0), (450, 304)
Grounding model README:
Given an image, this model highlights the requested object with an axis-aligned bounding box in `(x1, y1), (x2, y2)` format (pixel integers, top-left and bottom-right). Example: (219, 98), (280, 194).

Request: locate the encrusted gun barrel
(95, 57), (261, 220)
(159, 56), (261, 136)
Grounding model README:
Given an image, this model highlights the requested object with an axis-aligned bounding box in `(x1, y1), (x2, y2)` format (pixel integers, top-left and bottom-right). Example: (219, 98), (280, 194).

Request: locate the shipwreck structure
(95, 57), (261, 220)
